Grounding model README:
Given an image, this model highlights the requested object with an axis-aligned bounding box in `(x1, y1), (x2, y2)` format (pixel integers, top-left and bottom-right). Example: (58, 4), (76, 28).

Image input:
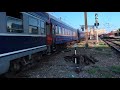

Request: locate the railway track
(103, 39), (120, 53)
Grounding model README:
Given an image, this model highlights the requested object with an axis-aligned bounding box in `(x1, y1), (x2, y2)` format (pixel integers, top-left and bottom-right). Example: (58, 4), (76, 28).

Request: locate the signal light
(81, 27), (84, 31)
(94, 23), (99, 26)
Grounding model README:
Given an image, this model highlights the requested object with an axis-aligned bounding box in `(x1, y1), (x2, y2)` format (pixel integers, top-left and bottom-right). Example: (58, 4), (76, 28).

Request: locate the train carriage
(0, 12), (82, 75)
(0, 12), (49, 75)
(48, 14), (78, 50)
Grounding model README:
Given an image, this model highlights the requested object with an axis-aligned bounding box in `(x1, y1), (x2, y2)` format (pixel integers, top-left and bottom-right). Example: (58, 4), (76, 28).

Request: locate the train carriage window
(52, 24), (55, 34)
(7, 15), (23, 33)
(59, 27), (61, 34)
(66, 30), (68, 35)
(70, 31), (72, 36)
(29, 17), (38, 26)
(63, 28), (65, 35)
(72, 32), (73, 36)
(57, 26), (59, 34)
(69, 30), (70, 35)
(61, 27), (63, 34)
(29, 25), (38, 34)
(40, 20), (46, 35)
(69, 30), (71, 35)
(55, 25), (59, 34)
(73, 32), (75, 36)
(52, 24), (55, 29)
(64, 29), (66, 35)
(64, 29), (65, 35)
(29, 17), (38, 34)
(65, 29), (67, 35)
(67, 30), (69, 35)
(56, 26), (59, 34)
(68, 30), (69, 35)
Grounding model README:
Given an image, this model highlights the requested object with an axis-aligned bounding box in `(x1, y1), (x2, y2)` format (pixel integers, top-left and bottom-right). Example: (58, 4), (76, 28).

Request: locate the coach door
(46, 22), (52, 45)
(50, 24), (56, 51)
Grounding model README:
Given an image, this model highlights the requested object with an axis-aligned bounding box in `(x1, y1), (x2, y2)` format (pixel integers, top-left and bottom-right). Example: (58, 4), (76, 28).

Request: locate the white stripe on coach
(0, 45), (47, 57)
(0, 33), (46, 37)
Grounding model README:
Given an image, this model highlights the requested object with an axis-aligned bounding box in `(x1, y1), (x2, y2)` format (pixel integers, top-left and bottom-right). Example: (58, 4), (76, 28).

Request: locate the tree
(118, 28), (120, 31)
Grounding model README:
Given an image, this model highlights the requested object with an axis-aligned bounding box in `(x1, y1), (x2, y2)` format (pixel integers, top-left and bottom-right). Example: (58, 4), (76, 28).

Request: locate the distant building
(110, 30), (120, 36)
(89, 28), (106, 39)
(94, 29), (106, 35)
(89, 28), (106, 35)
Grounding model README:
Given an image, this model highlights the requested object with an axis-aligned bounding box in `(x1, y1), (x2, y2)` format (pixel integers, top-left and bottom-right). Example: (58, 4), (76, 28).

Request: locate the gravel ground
(15, 39), (120, 78)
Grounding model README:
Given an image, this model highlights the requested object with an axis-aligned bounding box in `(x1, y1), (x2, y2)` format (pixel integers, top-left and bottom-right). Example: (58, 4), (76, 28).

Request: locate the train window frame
(61, 27), (63, 35)
(57, 26), (59, 34)
(69, 30), (71, 35)
(63, 28), (65, 35)
(52, 24), (55, 29)
(67, 30), (69, 35)
(66, 29), (68, 35)
(28, 16), (39, 34)
(59, 26), (61, 34)
(29, 25), (38, 34)
(55, 25), (59, 34)
(70, 30), (72, 36)
(68, 30), (69, 35)
(64, 28), (66, 35)
(65, 29), (66, 35)
(29, 16), (38, 26)
(66, 29), (67, 35)
(40, 20), (46, 35)
(7, 16), (23, 33)
(73, 32), (75, 36)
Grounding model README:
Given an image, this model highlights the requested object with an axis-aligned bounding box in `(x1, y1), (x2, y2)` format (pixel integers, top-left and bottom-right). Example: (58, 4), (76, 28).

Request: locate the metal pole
(74, 43), (77, 64)
(75, 47), (77, 64)
(95, 13), (99, 44)
(96, 23), (98, 44)
(96, 28), (98, 43)
(84, 12), (88, 47)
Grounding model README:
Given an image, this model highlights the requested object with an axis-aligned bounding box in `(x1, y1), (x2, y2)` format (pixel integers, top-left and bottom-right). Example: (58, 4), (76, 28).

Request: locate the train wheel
(9, 61), (21, 73)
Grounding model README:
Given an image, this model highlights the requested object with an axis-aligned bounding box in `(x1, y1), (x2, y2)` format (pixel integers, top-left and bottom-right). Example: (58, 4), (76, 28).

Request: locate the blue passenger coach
(0, 12), (49, 75)
(49, 14), (78, 44)
(0, 12), (81, 75)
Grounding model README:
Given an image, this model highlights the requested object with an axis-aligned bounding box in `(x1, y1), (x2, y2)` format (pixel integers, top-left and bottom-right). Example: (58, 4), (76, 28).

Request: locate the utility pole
(84, 12), (88, 47)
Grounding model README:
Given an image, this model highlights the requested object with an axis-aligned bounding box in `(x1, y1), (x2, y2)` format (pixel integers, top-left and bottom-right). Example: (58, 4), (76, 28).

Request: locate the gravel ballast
(15, 39), (120, 78)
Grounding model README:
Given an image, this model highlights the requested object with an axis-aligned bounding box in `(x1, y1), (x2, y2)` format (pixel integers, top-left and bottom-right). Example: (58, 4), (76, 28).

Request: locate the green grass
(85, 65), (120, 78)
(86, 66), (100, 74)
(97, 66), (120, 78)
(94, 42), (108, 48)
(109, 66), (120, 74)
(94, 47), (103, 51)
(98, 73), (113, 78)
(86, 66), (113, 78)
(98, 66), (120, 78)
(86, 69), (97, 74)
(99, 43), (105, 45)
(93, 47), (112, 56)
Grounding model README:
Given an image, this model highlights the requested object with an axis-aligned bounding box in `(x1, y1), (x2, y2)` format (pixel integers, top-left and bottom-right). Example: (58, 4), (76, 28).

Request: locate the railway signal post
(84, 12), (89, 48)
(94, 13), (99, 44)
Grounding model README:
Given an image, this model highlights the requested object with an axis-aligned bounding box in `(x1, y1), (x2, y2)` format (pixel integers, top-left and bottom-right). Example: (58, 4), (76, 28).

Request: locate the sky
(48, 12), (120, 33)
